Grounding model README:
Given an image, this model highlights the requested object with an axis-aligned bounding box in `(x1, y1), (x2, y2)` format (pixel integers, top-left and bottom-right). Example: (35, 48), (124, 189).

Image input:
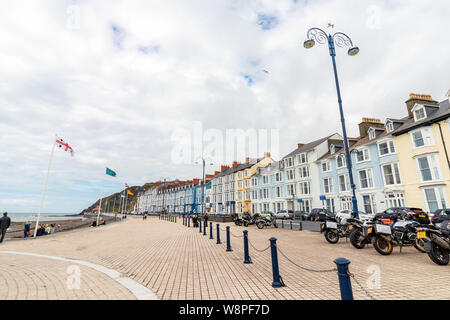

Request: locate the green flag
(106, 168), (117, 177)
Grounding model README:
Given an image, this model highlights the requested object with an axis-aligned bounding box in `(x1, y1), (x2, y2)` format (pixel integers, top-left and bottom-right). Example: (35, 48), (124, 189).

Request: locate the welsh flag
(56, 136), (74, 156)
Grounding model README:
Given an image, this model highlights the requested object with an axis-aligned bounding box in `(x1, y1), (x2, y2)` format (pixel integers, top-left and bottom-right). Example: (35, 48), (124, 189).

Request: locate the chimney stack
(221, 165), (229, 172)
(232, 161), (239, 168)
(358, 117), (384, 138)
(405, 93), (438, 118)
(297, 143), (305, 149)
(245, 157), (250, 164)
(264, 152), (271, 158)
(214, 171), (220, 176)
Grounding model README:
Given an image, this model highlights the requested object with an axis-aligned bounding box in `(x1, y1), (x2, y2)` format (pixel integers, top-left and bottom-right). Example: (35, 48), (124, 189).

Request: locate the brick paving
(0, 216), (449, 300)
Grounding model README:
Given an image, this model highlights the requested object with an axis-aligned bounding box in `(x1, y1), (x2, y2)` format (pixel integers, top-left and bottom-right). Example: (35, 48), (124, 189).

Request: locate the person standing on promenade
(204, 211), (209, 226)
(0, 212), (11, 243)
(24, 221), (31, 238)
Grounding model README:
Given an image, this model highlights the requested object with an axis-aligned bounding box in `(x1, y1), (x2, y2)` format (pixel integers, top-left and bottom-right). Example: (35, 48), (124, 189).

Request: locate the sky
(0, 0), (449, 213)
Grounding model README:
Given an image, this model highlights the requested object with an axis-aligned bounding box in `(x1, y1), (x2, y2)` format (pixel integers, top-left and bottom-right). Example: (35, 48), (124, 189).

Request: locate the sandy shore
(5, 214), (120, 240)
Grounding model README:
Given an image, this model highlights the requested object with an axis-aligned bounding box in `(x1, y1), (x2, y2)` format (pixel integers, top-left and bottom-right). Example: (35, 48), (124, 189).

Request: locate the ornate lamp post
(304, 27), (360, 217)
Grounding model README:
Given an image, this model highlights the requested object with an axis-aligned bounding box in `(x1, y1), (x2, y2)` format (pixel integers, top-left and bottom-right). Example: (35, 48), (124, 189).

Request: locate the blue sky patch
(257, 13), (279, 30)
(241, 74), (254, 86)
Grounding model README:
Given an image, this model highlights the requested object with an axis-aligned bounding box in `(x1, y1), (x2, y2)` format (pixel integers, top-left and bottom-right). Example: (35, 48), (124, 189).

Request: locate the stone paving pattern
(0, 216), (449, 300)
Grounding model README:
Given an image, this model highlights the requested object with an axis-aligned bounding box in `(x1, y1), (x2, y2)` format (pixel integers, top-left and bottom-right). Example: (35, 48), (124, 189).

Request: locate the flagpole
(96, 172), (106, 226)
(34, 136), (57, 238)
(124, 190), (129, 215)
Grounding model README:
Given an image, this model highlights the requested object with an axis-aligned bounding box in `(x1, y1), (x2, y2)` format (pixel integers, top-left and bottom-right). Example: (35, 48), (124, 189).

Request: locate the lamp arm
(306, 27), (328, 44)
(332, 32), (354, 48)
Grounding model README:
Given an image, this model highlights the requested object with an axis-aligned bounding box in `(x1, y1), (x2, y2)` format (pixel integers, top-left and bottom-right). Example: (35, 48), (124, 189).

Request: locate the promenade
(0, 216), (449, 300)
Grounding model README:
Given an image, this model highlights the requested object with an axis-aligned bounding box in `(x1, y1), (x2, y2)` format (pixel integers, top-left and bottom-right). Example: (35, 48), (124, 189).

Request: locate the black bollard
(210, 222), (213, 239)
(188, 216), (190, 227)
(269, 237), (284, 287)
(334, 258), (354, 300)
(199, 219), (202, 233)
(226, 226), (232, 252)
(243, 230), (252, 264)
(203, 219), (207, 236)
(216, 224), (221, 244)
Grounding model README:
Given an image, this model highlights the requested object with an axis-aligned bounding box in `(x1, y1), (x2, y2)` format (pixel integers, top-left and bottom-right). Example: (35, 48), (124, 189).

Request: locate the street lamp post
(195, 158), (214, 215)
(304, 27), (360, 218)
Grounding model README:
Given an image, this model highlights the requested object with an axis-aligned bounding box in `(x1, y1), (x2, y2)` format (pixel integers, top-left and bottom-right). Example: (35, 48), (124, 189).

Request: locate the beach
(5, 214), (120, 240)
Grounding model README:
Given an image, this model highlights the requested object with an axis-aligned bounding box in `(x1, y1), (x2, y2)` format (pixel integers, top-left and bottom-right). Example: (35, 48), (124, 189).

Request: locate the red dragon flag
(56, 136), (74, 157)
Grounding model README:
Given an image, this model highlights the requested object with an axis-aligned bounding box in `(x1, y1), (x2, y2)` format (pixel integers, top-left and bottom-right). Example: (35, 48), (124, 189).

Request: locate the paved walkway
(0, 216), (449, 300)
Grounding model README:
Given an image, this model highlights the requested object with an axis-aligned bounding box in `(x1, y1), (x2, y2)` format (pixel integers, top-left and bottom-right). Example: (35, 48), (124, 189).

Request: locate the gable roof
(392, 99), (450, 136)
(282, 134), (340, 159)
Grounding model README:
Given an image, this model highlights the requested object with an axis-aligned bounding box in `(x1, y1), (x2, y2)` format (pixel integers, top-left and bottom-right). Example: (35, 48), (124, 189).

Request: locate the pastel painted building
(317, 117), (407, 214)
(280, 134), (344, 212)
(392, 93), (450, 213)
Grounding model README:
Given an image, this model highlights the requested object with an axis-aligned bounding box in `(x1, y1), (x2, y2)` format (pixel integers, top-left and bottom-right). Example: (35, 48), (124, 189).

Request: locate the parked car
(259, 211), (274, 218)
(375, 207), (430, 225)
(335, 210), (374, 222)
(307, 208), (333, 221)
(275, 210), (294, 219)
(293, 211), (308, 220)
(432, 208), (450, 225)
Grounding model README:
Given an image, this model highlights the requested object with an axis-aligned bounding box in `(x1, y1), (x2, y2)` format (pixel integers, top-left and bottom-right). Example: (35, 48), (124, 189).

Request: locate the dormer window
(412, 104), (426, 122)
(368, 127), (376, 140)
(386, 120), (394, 133)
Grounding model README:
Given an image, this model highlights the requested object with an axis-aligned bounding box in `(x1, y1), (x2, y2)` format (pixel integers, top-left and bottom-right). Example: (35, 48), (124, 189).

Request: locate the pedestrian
(24, 221), (31, 238)
(204, 211), (209, 225)
(0, 212), (11, 243)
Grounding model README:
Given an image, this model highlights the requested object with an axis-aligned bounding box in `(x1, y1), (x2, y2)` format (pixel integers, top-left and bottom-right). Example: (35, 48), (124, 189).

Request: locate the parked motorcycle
(256, 213), (278, 229)
(372, 219), (426, 255)
(320, 216), (353, 244)
(231, 213), (243, 226)
(348, 218), (376, 249)
(416, 220), (450, 265)
(242, 213), (260, 227)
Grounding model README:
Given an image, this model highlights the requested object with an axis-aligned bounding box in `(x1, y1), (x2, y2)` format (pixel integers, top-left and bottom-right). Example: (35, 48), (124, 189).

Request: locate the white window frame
(422, 186), (448, 213)
(412, 104), (426, 122)
(415, 153), (442, 183)
(358, 168), (374, 189)
(386, 120), (394, 133)
(378, 139), (396, 157)
(322, 160), (331, 173)
(410, 127), (435, 149)
(355, 148), (370, 163)
(323, 177), (334, 194)
(336, 154), (346, 169)
(381, 162), (402, 186)
(368, 127), (376, 140)
(338, 174), (350, 192)
(297, 153), (307, 164)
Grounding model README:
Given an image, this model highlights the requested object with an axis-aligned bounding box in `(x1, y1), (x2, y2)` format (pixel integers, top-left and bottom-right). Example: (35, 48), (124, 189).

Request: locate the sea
(6, 212), (83, 223)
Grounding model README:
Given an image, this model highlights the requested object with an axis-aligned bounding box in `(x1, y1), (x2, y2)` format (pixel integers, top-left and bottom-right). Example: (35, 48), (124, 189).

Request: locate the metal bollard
(299, 221), (302, 231)
(210, 222), (213, 239)
(199, 219), (202, 233)
(243, 230), (252, 264)
(282, 220), (284, 229)
(203, 220), (207, 236)
(334, 258), (354, 300)
(216, 224), (221, 244)
(290, 221), (293, 230)
(226, 226), (232, 252)
(175, 216), (177, 223)
(188, 216), (190, 227)
(269, 237), (284, 287)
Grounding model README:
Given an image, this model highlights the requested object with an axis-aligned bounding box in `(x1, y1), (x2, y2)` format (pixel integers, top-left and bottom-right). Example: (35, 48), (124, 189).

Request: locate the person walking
(0, 212), (11, 243)
(24, 221), (31, 238)
(204, 211), (209, 226)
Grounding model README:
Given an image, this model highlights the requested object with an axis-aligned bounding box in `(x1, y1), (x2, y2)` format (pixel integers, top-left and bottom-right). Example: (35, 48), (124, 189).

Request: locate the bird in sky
(262, 69), (269, 73)
(328, 23), (334, 28)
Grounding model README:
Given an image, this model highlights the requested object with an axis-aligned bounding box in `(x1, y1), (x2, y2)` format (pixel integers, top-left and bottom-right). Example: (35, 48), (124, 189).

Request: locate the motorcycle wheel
(324, 229), (339, 244)
(235, 220), (242, 226)
(349, 229), (366, 249)
(373, 236), (393, 255)
(243, 221), (249, 227)
(414, 239), (426, 253)
(256, 221), (264, 229)
(427, 242), (449, 265)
